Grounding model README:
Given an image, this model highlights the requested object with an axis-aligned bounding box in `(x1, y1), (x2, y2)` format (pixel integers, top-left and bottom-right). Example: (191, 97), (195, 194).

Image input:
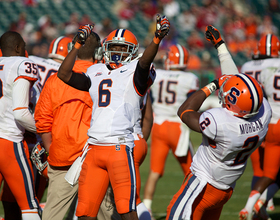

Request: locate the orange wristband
(180, 109), (194, 120)
(153, 37), (161, 44)
(201, 87), (211, 97)
(74, 42), (82, 49)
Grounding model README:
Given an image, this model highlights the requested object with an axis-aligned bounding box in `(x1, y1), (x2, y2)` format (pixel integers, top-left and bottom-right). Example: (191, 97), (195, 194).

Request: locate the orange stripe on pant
(166, 171), (233, 220)
(151, 122), (192, 176)
(76, 144), (136, 217)
(0, 138), (39, 210)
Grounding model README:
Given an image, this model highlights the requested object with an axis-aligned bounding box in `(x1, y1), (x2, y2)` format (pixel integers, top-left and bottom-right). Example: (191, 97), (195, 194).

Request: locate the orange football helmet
(218, 74), (263, 118)
(257, 34), (280, 58)
(164, 44), (189, 70)
(48, 36), (72, 61)
(103, 29), (139, 69)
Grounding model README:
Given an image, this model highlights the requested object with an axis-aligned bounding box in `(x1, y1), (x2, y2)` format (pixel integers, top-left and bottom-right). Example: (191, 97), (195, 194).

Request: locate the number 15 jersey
(191, 98), (272, 190)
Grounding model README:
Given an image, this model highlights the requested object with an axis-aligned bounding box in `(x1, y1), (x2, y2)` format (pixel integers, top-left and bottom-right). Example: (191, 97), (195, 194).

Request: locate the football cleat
(239, 208), (252, 220)
(266, 198), (274, 211)
(48, 36), (72, 61)
(218, 73), (263, 118)
(164, 44), (189, 70)
(103, 29), (139, 69)
(254, 199), (271, 220)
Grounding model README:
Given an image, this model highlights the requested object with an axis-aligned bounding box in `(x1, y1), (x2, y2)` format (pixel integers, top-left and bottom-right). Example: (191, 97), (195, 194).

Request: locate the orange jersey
(35, 60), (94, 167)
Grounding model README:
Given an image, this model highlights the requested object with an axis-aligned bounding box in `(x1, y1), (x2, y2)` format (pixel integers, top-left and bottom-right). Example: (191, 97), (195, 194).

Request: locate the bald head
(0, 31), (26, 57)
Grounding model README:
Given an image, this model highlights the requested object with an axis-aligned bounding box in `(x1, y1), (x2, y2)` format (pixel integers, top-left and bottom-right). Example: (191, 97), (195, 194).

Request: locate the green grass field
(0, 131), (280, 219)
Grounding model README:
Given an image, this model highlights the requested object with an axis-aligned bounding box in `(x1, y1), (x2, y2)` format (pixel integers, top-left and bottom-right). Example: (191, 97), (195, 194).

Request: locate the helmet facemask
(103, 37), (138, 68)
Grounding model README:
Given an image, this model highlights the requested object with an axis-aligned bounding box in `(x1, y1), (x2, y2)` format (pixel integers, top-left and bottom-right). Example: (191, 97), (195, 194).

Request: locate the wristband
(74, 42), (82, 49)
(201, 81), (217, 97)
(180, 109), (194, 120)
(153, 37), (161, 44)
(215, 40), (224, 49)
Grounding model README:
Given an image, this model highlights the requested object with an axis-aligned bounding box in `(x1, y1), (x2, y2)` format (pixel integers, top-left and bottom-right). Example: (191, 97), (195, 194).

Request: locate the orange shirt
(35, 60), (93, 167)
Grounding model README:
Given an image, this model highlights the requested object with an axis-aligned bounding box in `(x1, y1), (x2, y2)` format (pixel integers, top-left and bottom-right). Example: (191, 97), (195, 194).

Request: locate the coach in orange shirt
(34, 32), (101, 220)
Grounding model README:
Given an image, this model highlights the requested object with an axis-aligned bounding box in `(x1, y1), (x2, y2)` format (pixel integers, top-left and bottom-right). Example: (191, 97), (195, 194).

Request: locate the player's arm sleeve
(34, 82), (53, 133)
(199, 111), (218, 140)
(66, 71), (91, 91)
(134, 62), (156, 96)
(12, 78), (37, 133)
(217, 44), (239, 75)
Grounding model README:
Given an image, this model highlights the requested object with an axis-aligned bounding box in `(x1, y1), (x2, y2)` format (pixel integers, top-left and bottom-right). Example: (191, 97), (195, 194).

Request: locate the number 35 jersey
(86, 60), (154, 149)
(191, 98), (272, 190)
(0, 56), (38, 142)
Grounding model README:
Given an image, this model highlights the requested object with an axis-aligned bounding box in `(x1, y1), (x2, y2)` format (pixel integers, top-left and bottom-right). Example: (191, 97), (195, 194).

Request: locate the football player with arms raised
(143, 44), (198, 218)
(166, 26), (272, 220)
(57, 14), (170, 220)
(0, 31), (41, 220)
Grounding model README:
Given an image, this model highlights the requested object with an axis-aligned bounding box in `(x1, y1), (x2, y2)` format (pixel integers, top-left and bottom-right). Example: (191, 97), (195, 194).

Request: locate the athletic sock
(244, 190), (261, 213)
(143, 199), (152, 210)
(137, 202), (151, 220)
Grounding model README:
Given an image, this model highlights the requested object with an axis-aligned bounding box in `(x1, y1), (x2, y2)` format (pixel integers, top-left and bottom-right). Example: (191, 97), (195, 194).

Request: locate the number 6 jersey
(86, 60), (155, 149)
(191, 98), (272, 190)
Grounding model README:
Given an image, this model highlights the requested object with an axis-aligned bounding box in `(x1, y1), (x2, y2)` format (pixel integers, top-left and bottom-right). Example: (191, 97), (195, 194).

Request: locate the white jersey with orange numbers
(151, 69), (199, 124)
(191, 98), (271, 190)
(29, 55), (61, 89)
(86, 60), (155, 149)
(260, 66), (280, 124)
(0, 56), (38, 142)
(240, 58), (280, 82)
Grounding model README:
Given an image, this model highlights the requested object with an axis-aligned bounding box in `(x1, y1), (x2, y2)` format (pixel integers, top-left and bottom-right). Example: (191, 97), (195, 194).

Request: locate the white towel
(182, 178), (207, 220)
(65, 143), (90, 187)
(175, 123), (190, 157)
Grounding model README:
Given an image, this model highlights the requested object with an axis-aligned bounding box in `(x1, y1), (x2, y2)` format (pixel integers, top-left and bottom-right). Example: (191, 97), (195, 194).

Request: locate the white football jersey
(29, 55), (61, 89)
(86, 60), (154, 148)
(150, 69), (199, 124)
(240, 58), (280, 82)
(0, 56), (38, 142)
(260, 66), (280, 124)
(191, 98), (271, 190)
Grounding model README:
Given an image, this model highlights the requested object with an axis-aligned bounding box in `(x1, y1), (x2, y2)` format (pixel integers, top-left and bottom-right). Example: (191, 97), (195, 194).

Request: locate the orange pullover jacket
(35, 60), (93, 167)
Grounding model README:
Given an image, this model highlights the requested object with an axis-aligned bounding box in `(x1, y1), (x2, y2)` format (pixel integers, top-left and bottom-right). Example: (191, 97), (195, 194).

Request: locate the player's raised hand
(205, 25), (224, 48)
(76, 24), (94, 45)
(155, 14), (170, 40)
(202, 74), (233, 97)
